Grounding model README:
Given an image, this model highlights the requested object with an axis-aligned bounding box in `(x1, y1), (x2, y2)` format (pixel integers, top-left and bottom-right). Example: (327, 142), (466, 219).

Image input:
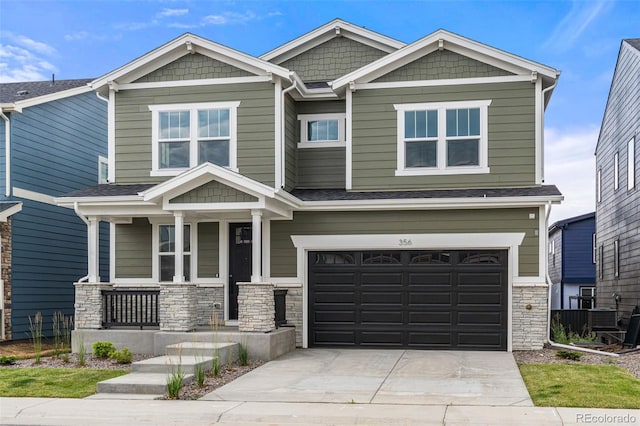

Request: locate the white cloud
(202, 11), (257, 26)
(544, 126), (599, 224)
(0, 35), (58, 83)
(544, 0), (610, 53)
(156, 8), (189, 19)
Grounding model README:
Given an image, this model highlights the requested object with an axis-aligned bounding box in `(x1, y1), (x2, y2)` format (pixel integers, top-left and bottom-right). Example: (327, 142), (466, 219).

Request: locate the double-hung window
(158, 224), (191, 282)
(395, 100), (491, 176)
(298, 113), (346, 148)
(150, 102), (240, 175)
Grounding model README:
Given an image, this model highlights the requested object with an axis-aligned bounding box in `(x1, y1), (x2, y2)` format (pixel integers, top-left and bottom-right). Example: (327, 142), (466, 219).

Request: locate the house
(594, 38), (640, 328)
(548, 212), (596, 310)
(56, 20), (562, 352)
(0, 79), (108, 341)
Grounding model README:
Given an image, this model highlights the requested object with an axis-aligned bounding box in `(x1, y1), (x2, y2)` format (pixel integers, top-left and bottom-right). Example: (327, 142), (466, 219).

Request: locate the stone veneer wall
(238, 282), (274, 332)
(284, 287), (303, 347)
(512, 286), (548, 350)
(74, 283), (113, 329)
(196, 286), (224, 327)
(1, 219), (11, 340)
(159, 284), (197, 331)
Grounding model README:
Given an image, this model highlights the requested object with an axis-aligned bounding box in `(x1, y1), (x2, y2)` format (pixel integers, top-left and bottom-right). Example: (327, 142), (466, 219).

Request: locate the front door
(228, 223), (252, 320)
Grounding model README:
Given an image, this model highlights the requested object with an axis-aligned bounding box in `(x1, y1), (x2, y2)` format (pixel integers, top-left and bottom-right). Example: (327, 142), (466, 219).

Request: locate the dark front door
(228, 223), (252, 320)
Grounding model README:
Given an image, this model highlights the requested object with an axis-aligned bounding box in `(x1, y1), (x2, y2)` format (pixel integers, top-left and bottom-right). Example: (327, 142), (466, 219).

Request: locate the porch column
(251, 209), (262, 282)
(87, 216), (100, 283)
(173, 211), (184, 283)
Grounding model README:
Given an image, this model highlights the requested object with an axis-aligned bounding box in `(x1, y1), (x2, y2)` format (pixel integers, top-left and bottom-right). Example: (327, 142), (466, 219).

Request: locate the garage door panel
(309, 250), (507, 350)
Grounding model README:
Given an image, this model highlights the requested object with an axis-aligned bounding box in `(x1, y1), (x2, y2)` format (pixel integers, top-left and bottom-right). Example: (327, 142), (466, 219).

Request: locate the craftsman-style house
(57, 20), (561, 352)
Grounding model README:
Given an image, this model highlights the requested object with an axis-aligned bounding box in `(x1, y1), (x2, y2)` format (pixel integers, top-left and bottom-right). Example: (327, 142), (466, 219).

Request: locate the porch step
(97, 373), (194, 395)
(132, 355), (215, 375)
(165, 341), (239, 362)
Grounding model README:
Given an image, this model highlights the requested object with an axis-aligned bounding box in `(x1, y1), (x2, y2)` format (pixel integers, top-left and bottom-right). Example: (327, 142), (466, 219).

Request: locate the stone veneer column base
(0, 219), (11, 341)
(74, 282), (114, 329)
(512, 285), (548, 350)
(237, 282), (275, 333)
(159, 283), (197, 331)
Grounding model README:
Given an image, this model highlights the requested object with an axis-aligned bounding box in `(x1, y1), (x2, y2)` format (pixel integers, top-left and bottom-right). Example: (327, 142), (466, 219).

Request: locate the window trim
(598, 244), (604, 279)
(149, 101), (240, 176)
(597, 168), (602, 203)
(152, 222), (194, 283)
(98, 155), (108, 184)
(297, 113), (346, 148)
(592, 233), (596, 264)
(614, 152), (619, 191)
(394, 100), (491, 176)
(614, 239), (619, 278)
(628, 136), (635, 191)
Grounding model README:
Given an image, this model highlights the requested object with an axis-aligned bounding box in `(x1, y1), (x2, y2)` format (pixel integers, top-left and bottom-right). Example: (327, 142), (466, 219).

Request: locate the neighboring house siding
(351, 81), (536, 190)
(548, 230), (562, 284)
(270, 208), (540, 277)
(562, 219), (595, 283)
(595, 41), (640, 322)
(284, 94), (298, 191)
(373, 50), (512, 82)
(280, 37), (388, 81)
(114, 82), (276, 186)
(169, 181), (258, 203)
(7, 92), (108, 338)
(134, 54), (252, 82)
(297, 148), (346, 188)
(197, 222), (219, 278)
(115, 218), (152, 278)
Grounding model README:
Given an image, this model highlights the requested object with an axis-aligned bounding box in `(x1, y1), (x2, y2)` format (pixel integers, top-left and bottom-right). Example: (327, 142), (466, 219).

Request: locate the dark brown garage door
(308, 250), (508, 350)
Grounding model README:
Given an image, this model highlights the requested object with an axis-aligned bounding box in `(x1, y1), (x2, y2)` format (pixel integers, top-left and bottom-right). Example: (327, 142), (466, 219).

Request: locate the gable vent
(16, 90), (28, 96)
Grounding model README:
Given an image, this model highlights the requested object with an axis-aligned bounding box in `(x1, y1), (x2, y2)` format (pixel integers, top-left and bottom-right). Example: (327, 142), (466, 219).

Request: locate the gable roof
(91, 33), (291, 91)
(549, 211), (595, 234)
(0, 79), (93, 110)
(332, 29), (560, 90)
(626, 38), (640, 51)
(260, 19), (405, 64)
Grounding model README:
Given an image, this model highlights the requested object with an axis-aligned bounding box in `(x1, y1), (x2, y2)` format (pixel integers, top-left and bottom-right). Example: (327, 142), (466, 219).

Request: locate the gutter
(73, 202), (90, 283)
(279, 75), (298, 188)
(0, 110), (10, 197)
(543, 201), (618, 357)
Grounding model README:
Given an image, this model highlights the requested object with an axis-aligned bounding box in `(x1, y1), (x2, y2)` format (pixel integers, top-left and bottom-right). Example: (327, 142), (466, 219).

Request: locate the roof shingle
(0, 79), (93, 104)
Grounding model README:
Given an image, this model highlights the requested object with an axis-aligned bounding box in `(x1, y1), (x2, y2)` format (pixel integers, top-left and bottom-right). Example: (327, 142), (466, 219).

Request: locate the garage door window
(409, 251), (451, 264)
(312, 252), (356, 265)
(459, 251), (502, 264)
(362, 252), (402, 264)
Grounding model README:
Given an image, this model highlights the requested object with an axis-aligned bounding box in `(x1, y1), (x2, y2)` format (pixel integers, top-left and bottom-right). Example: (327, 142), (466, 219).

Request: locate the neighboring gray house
(57, 20), (562, 352)
(0, 79), (108, 340)
(595, 39), (640, 328)
(548, 212), (596, 310)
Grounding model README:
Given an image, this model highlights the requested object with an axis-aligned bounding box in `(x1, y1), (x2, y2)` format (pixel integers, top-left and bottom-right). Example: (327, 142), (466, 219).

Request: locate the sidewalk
(1, 397), (638, 425)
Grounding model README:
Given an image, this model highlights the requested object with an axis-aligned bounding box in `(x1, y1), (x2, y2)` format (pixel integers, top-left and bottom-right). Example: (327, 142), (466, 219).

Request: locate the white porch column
(173, 211), (184, 283)
(251, 209), (262, 282)
(87, 216), (100, 283)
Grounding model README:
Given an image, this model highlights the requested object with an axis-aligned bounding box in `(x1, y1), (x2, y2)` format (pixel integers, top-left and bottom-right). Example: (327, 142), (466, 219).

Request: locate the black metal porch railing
(274, 289), (288, 328)
(102, 290), (160, 329)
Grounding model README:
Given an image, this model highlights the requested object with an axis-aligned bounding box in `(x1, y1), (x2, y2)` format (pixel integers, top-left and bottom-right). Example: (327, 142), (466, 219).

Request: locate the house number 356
(399, 239), (412, 246)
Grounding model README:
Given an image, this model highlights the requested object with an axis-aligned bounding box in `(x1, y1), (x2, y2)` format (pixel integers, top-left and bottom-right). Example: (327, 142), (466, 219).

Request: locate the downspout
(544, 201), (617, 356)
(280, 75), (297, 189)
(0, 110), (10, 197)
(540, 78), (558, 183)
(74, 202), (90, 283)
(96, 92), (108, 103)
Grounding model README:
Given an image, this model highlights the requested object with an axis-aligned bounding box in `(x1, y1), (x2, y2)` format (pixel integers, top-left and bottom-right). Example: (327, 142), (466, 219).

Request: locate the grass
(0, 368), (127, 398)
(519, 364), (640, 409)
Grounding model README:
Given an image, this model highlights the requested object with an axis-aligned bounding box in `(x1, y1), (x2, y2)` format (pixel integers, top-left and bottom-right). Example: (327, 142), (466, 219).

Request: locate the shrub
(166, 367), (184, 399)
(28, 312), (43, 364)
(0, 356), (18, 365)
(238, 344), (249, 366)
(93, 341), (116, 358)
(557, 350), (582, 361)
(109, 348), (133, 364)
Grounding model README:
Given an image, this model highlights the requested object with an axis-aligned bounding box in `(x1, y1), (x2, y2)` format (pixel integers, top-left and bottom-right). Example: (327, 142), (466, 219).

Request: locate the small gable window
(98, 156), (108, 184)
(394, 100), (491, 176)
(298, 113), (346, 148)
(150, 101), (240, 176)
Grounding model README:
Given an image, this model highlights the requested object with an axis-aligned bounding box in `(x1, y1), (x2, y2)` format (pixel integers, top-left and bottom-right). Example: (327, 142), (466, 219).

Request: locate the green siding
(115, 218), (152, 278)
(284, 94), (298, 191)
(297, 148), (346, 188)
(198, 222), (219, 278)
(351, 81), (536, 190)
(281, 37), (388, 81)
(170, 180), (257, 203)
(374, 50), (512, 82)
(271, 209), (540, 278)
(114, 82), (275, 186)
(134, 53), (252, 82)
(297, 100), (345, 115)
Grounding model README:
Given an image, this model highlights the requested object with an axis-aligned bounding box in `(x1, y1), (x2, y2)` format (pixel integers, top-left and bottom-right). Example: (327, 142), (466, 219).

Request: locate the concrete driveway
(203, 349), (533, 406)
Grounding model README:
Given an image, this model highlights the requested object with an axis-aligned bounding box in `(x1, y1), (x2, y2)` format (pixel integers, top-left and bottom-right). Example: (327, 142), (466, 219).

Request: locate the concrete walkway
(203, 349), (533, 406)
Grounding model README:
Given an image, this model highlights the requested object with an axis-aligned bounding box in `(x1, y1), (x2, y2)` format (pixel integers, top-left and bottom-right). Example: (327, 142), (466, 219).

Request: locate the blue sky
(1, 0), (638, 223)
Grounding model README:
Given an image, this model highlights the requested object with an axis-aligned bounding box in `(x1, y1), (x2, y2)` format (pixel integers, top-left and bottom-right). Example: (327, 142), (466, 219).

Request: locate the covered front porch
(56, 163), (298, 342)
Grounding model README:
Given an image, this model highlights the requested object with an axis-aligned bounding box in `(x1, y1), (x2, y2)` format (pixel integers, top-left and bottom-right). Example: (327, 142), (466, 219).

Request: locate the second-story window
(150, 102), (240, 175)
(298, 113), (346, 148)
(394, 100), (491, 176)
(628, 136), (635, 191)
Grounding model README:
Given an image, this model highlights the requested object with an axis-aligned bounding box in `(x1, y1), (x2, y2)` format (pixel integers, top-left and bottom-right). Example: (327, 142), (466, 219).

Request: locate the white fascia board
(356, 74), (532, 90)
(163, 200), (265, 212)
(260, 19), (404, 63)
(332, 29), (559, 90)
(92, 33), (290, 90)
(117, 75), (273, 91)
(0, 202), (22, 222)
(295, 195), (563, 211)
(12, 84), (93, 109)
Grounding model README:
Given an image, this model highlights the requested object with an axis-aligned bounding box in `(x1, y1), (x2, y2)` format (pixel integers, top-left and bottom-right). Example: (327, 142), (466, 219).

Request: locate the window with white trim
(614, 239), (619, 278)
(597, 168), (602, 203)
(98, 156), (108, 184)
(150, 102), (240, 175)
(614, 152), (619, 191)
(298, 113), (346, 148)
(158, 224), (191, 282)
(394, 100), (491, 176)
(592, 233), (596, 264)
(628, 136), (635, 190)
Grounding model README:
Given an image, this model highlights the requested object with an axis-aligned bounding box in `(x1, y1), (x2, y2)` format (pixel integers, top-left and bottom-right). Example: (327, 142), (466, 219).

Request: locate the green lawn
(0, 368), (128, 398)
(519, 364), (640, 409)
